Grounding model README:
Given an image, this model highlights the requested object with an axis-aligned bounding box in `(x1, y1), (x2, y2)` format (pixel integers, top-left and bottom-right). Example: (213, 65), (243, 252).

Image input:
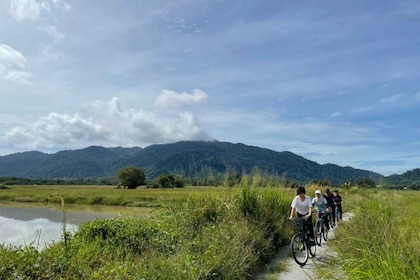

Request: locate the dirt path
(256, 213), (352, 280)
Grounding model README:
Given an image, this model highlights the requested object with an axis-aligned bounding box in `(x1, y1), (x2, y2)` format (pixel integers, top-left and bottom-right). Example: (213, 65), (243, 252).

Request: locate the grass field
(0, 183), (418, 279)
(326, 189), (420, 280)
(0, 184), (229, 208)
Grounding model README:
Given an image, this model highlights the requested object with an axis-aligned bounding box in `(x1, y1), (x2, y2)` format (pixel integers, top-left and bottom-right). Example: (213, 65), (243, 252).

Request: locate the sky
(0, 0), (419, 176)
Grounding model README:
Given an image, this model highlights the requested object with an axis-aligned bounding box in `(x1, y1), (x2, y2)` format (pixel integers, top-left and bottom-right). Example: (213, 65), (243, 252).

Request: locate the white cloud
(41, 25), (65, 44)
(2, 95), (212, 151)
(379, 93), (405, 104)
(349, 106), (373, 114)
(9, 0), (71, 21)
(0, 44), (33, 84)
(154, 89), (208, 109)
(52, 0), (71, 11)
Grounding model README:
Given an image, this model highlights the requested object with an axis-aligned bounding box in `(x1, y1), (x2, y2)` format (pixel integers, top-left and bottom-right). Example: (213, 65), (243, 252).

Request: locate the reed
(331, 190), (420, 280)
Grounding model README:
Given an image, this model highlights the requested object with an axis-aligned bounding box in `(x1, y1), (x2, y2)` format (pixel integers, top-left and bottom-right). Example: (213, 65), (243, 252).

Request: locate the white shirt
(291, 195), (312, 215)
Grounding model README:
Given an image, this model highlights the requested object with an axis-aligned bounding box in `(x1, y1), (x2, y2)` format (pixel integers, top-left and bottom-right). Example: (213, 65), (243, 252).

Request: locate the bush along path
(257, 212), (353, 280)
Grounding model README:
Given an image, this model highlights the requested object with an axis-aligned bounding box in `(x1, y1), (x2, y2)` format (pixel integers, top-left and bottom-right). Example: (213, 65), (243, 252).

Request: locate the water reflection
(0, 203), (155, 249)
(0, 216), (77, 249)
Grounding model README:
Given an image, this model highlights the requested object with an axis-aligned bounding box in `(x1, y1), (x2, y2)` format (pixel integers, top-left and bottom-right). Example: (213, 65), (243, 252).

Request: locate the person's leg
(331, 205), (336, 225)
(306, 216), (314, 239)
(323, 213), (330, 230)
(338, 204), (343, 219)
(297, 213), (314, 241)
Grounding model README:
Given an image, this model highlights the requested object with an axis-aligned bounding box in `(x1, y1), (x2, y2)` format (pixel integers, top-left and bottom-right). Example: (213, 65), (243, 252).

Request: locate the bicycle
(289, 217), (316, 266)
(314, 212), (329, 246)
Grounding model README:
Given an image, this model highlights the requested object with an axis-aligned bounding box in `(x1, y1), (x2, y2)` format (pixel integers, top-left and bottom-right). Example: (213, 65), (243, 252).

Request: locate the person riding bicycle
(289, 186), (315, 244)
(323, 188), (335, 226)
(312, 190), (330, 230)
(332, 190), (343, 221)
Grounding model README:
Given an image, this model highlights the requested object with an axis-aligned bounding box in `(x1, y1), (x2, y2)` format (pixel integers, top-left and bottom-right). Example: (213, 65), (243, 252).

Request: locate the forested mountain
(0, 141), (385, 185)
(382, 168), (420, 189)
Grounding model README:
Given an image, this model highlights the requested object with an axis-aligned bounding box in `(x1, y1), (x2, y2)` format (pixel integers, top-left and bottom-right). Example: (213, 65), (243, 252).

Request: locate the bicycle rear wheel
(291, 233), (308, 266)
(322, 223), (329, 241)
(315, 221), (322, 246)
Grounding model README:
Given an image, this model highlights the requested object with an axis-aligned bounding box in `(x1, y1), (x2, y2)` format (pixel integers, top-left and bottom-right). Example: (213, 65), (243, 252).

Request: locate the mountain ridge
(0, 140), (389, 185)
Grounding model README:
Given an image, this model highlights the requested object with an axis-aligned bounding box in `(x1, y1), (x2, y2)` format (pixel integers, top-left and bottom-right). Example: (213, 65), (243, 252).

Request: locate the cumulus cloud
(9, 0), (71, 21)
(154, 89), (208, 109)
(0, 44), (33, 84)
(2, 95), (213, 151)
(9, 0), (42, 21)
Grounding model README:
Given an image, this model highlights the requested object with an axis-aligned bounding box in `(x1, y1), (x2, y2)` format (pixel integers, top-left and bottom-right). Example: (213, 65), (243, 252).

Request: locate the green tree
(341, 179), (354, 190)
(118, 166), (146, 189)
(148, 174), (185, 188)
(356, 178), (376, 188)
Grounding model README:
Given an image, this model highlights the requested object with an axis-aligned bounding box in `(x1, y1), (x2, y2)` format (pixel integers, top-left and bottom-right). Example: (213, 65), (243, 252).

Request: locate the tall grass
(0, 178), (295, 279)
(331, 190), (420, 280)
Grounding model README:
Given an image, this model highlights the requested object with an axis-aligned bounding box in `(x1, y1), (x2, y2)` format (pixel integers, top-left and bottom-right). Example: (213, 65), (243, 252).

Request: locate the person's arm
(307, 206), (312, 219)
(289, 207), (295, 220)
(306, 197), (312, 219)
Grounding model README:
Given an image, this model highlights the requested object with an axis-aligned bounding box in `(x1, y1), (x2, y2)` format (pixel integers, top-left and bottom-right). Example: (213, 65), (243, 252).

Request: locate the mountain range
(0, 140), (392, 185)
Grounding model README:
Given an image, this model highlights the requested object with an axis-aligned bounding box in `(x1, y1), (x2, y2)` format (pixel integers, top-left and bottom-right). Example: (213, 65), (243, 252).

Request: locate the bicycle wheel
(322, 223), (329, 241)
(315, 221), (322, 246)
(291, 233), (308, 266)
(308, 235), (317, 257)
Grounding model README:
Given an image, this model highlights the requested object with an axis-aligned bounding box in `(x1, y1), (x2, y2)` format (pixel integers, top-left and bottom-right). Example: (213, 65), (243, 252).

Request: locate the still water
(0, 202), (153, 249)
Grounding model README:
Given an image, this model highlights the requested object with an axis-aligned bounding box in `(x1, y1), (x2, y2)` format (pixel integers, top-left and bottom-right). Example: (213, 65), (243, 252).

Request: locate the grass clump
(331, 191), (420, 280)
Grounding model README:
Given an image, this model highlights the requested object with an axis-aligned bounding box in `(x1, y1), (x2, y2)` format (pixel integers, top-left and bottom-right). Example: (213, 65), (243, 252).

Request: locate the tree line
(1, 165), (419, 190)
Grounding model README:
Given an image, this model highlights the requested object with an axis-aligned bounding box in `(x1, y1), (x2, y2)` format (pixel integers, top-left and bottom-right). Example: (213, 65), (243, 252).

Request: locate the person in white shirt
(289, 186), (314, 242)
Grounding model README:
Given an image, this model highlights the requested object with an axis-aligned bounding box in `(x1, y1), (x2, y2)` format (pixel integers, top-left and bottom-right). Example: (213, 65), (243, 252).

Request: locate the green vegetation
(1, 179), (419, 279)
(148, 174), (186, 188)
(0, 183), (294, 279)
(118, 166), (146, 189)
(0, 185), (224, 207)
(382, 168), (420, 190)
(327, 189), (420, 280)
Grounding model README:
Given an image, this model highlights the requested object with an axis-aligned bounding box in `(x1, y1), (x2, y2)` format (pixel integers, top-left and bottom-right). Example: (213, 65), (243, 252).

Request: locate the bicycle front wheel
(291, 233), (308, 266)
(308, 236), (317, 257)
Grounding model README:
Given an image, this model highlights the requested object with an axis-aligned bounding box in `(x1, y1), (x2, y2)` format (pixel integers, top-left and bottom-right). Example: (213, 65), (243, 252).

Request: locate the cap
(315, 190), (321, 195)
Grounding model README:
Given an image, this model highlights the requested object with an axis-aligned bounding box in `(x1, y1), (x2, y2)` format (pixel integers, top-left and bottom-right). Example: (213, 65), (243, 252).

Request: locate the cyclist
(312, 190), (330, 230)
(324, 188), (335, 226)
(289, 186), (315, 244)
(332, 190), (343, 221)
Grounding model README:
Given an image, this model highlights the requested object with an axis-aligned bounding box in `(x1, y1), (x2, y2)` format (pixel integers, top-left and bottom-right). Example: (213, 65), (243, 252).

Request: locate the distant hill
(382, 168), (420, 189)
(0, 141), (386, 185)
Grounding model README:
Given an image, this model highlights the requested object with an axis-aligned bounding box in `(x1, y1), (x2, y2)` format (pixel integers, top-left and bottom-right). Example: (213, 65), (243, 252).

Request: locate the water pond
(0, 201), (155, 249)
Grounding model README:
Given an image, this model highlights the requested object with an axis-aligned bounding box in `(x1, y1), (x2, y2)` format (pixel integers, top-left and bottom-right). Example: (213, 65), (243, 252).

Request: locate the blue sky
(0, 0), (419, 176)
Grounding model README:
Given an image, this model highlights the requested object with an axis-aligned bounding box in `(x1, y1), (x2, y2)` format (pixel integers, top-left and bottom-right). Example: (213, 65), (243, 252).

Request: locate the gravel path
(257, 213), (352, 280)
